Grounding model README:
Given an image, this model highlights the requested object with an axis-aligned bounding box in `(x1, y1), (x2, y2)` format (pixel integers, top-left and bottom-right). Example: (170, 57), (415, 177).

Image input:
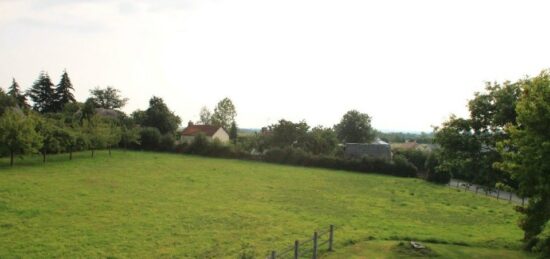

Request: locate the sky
(1, 0), (549, 132)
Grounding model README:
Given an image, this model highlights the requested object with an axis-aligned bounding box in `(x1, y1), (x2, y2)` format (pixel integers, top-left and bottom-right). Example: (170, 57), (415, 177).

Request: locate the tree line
(433, 70), (550, 256)
(0, 71), (183, 166)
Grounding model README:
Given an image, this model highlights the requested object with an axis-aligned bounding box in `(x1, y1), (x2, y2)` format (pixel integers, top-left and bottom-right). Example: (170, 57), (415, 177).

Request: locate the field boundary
(267, 225), (334, 259)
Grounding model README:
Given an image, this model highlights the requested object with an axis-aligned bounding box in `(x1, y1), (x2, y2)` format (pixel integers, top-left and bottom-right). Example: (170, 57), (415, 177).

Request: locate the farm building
(179, 121), (230, 144)
(344, 139), (392, 161)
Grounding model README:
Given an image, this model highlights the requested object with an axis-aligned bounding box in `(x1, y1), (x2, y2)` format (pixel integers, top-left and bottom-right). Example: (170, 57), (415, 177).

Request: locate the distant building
(179, 121), (229, 144)
(344, 139), (392, 161)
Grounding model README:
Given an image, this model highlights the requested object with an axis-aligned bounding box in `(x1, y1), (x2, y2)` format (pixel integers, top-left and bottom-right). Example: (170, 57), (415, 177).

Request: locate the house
(344, 138), (392, 161)
(179, 121), (230, 144)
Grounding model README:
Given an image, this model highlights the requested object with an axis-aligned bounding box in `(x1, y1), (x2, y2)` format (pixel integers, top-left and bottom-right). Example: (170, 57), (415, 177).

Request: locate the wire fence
(267, 225), (334, 259)
(448, 179), (528, 206)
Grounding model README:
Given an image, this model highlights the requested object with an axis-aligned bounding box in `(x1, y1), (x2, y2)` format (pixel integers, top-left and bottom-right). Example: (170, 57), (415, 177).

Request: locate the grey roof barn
(344, 139), (392, 161)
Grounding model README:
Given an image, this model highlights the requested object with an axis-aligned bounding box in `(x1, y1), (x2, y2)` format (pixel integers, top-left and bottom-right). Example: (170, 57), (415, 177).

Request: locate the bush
(159, 134), (175, 151)
(425, 153), (451, 184)
(392, 155), (418, 177)
(394, 149), (429, 173)
(533, 221), (550, 257)
(139, 127), (161, 150)
(263, 147), (417, 178)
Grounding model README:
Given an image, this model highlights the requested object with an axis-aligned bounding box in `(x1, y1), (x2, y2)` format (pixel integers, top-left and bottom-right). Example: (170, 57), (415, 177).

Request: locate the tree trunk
(69, 147), (73, 160)
(42, 151), (46, 163)
(10, 150), (14, 167)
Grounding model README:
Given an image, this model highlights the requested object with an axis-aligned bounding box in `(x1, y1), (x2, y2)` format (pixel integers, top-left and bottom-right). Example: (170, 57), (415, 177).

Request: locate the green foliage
(497, 70), (550, 255)
(268, 119), (309, 148)
(140, 96), (181, 135)
(425, 152), (451, 184)
(304, 126), (338, 155)
(335, 110), (375, 143)
(211, 97), (237, 129)
(0, 109), (42, 166)
(89, 86), (128, 110)
(229, 121), (238, 144)
(7, 78), (29, 110)
(159, 134), (175, 151)
(53, 70), (76, 111)
(27, 71), (57, 113)
(35, 116), (65, 161)
(0, 88), (16, 116)
(198, 106), (212, 125)
(139, 127), (161, 150)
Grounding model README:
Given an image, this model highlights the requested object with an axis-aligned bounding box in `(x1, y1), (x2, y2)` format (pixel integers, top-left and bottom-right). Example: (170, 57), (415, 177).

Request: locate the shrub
(425, 153), (451, 184)
(159, 134), (175, 151)
(139, 127), (161, 150)
(533, 221), (550, 257)
(394, 149), (429, 173)
(392, 155), (418, 177)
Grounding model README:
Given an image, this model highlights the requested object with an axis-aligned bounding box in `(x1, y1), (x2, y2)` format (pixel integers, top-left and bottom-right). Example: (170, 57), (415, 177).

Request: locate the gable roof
(181, 125), (223, 137)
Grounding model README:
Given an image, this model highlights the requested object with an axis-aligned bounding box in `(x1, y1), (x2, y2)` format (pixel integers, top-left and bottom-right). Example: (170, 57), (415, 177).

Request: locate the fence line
(267, 225), (334, 259)
(448, 179), (528, 206)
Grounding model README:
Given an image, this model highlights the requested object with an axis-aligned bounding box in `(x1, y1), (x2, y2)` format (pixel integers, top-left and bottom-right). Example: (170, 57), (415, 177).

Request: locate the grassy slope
(0, 151), (526, 258)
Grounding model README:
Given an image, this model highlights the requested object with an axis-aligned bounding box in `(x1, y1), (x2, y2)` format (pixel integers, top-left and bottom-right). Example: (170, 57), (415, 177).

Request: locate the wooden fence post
(313, 231), (318, 259)
(509, 192), (513, 203)
(271, 250), (276, 259)
(294, 240), (299, 259)
(328, 225), (334, 252)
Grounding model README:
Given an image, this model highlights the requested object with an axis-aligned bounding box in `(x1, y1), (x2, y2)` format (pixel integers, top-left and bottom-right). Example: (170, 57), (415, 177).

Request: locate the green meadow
(0, 151), (529, 258)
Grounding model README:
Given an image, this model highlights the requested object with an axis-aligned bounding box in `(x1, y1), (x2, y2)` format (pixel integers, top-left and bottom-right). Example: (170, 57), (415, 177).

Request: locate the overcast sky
(1, 0), (549, 132)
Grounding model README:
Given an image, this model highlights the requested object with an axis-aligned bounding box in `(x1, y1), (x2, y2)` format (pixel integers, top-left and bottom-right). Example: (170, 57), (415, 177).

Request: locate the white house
(179, 121), (230, 144)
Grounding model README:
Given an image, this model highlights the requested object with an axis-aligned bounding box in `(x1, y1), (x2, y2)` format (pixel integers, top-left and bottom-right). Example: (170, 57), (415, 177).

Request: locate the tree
(229, 121), (238, 144)
(142, 96), (181, 135)
(105, 121), (121, 156)
(35, 116), (64, 163)
(211, 97), (236, 129)
(89, 86), (128, 110)
(435, 81), (520, 187)
(84, 115), (109, 157)
(80, 98), (96, 125)
(28, 71), (56, 113)
(497, 70), (550, 255)
(7, 78), (29, 109)
(304, 126), (338, 155)
(268, 119), (309, 148)
(334, 110), (375, 143)
(54, 70), (76, 111)
(139, 127), (161, 150)
(198, 106), (212, 125)
(0, 109), (42, 166)
(0, 88), (16, 116)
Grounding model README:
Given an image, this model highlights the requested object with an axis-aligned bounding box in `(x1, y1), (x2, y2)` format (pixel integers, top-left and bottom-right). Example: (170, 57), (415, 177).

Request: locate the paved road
(448, 179), (527, 205)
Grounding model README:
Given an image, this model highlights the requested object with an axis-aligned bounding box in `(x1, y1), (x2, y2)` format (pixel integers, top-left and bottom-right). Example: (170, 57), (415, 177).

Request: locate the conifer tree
(7, 78), (29, 109)
(27, 72), (56, 113)
(54, 70), (76, 111)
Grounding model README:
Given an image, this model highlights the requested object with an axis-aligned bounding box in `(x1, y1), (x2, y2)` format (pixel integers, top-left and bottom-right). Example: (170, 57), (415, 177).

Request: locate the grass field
(0, 151), (530, 258)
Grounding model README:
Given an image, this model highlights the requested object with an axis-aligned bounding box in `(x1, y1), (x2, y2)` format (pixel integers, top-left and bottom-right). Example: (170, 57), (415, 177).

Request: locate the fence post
(313, 231), (318, 259)
(294, 240), (299, 259)
(271, 250), (276, 259)
(509, 192), (513, 203)
(328, 225), (334, 252)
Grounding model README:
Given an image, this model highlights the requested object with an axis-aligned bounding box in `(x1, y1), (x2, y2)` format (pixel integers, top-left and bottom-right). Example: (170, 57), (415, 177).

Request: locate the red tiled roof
(181, 125), (221, 137)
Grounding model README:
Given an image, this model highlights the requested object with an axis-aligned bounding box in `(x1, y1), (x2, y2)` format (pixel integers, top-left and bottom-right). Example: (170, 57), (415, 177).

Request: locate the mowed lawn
(0, 151), (526, 258)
